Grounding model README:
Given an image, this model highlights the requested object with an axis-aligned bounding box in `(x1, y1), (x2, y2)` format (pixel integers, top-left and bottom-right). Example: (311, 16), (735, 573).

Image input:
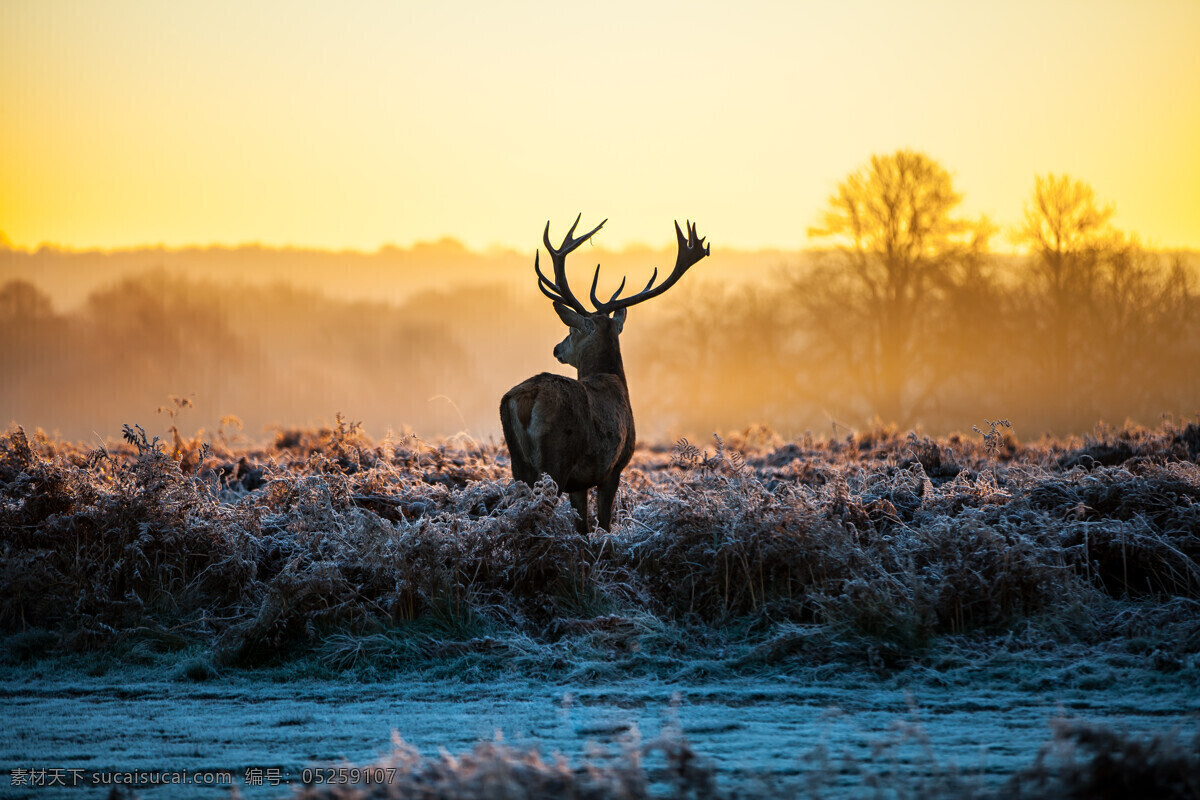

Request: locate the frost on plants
(1, 421), (1198, 673)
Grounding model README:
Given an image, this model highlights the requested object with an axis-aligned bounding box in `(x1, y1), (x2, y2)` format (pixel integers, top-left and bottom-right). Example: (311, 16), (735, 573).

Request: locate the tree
(1015, 175), (1114, 400)
(0, 281), (71, 422)
(0, 280), (54, 321)
(1015, 174), (1196, 429)
(803, 149), (992, 425)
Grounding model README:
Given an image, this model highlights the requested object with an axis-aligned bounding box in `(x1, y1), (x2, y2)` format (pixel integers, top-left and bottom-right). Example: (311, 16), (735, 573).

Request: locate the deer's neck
(576, 333), (627, 385)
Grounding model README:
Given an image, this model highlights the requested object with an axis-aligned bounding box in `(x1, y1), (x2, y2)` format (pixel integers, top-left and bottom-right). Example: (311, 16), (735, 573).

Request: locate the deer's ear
(553, 302), (589, 330)
(611, 306), (627, 333)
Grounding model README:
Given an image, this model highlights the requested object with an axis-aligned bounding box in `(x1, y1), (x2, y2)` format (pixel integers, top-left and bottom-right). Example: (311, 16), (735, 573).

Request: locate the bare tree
(1012, 174), (1199, 429)
(1015, 175), (1115, 409)
(802, 149), (991, 425)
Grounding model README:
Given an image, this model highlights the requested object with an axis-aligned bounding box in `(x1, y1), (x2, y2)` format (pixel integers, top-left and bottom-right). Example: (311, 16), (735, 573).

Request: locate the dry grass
(286, 728), (718, 800)
(266, 718), (1200, 800)
(1008, 719), (1200, 800)
(2, 419), (1199, 673)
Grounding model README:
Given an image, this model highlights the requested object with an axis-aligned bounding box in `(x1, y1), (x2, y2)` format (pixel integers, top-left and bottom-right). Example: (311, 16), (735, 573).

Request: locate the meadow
(6, 3), (1200, 794)
(2, 419), (1198, 797)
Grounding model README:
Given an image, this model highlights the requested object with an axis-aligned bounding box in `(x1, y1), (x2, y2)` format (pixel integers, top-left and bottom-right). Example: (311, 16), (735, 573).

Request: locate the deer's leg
(508, 451), (536, 486)
(512, 458), (537, 486)
(596, 473), (621, 532)
(569, 490), (590, 534)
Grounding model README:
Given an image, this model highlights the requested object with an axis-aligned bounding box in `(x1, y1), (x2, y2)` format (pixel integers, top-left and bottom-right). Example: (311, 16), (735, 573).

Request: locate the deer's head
(551, 303), (626, 370)
(535, 215), (709, 376)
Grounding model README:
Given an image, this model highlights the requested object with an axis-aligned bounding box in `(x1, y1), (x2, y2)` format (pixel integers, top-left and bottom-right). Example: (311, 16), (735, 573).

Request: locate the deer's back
(502, 372), (633, 491)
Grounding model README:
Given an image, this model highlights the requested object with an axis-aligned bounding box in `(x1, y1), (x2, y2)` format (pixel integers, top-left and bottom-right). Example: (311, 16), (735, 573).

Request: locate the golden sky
(1, 0), (1198, 252)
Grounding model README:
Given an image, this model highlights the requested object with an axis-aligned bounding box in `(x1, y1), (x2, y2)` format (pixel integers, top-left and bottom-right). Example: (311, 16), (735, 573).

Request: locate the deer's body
(502, 215), (708, 533)
(501, 371), (634, 530)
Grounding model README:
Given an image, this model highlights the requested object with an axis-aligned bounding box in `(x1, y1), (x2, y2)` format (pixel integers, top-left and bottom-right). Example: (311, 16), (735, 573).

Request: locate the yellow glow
(2, 0), (1198, 252)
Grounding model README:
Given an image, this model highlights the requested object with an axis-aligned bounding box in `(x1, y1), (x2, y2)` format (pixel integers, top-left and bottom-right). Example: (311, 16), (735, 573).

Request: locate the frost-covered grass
(4, 422), (1200, 798)
(2, 419), (1199, 679)
(6, 663), (1197, 799)
(283, 718), (1200, 800)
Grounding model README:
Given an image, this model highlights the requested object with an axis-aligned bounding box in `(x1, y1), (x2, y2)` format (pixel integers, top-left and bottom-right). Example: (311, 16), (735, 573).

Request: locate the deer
(500, 214), (709, 533)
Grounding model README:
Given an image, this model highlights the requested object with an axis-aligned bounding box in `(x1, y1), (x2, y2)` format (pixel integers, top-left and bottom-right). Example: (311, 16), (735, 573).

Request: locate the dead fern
(2, 420), (1197, 673)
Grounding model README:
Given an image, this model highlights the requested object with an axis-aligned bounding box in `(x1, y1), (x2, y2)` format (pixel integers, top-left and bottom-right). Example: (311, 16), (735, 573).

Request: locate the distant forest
(3, 152), (1197, 443)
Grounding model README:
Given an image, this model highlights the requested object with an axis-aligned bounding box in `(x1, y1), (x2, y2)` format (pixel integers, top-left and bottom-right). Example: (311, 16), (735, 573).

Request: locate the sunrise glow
(1, 0), (1197, 253)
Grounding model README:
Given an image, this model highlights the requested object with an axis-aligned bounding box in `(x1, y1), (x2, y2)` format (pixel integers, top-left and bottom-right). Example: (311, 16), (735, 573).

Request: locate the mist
(2, 234), (1196, 445)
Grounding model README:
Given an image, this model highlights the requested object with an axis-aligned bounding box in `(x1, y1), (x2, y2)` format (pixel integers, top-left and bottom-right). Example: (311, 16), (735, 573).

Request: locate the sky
(1, 0), (1198, 253)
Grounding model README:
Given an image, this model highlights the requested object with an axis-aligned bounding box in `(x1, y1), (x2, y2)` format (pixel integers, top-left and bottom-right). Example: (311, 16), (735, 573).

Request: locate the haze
(3, 2), (1199, 444)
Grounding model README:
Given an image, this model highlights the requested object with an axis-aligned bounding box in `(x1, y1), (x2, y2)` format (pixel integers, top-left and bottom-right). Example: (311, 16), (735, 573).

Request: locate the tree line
(2, 149), (1196, 441)
(636, 150), (1197, 437)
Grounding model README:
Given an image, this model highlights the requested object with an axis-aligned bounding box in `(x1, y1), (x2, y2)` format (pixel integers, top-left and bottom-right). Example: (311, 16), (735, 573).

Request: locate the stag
(500, 215), (709, 533)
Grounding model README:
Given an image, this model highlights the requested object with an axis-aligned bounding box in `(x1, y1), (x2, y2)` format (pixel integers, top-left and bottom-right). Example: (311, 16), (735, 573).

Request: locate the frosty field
(2, 421), (1199, 797)
(4, 665), (1198, 799)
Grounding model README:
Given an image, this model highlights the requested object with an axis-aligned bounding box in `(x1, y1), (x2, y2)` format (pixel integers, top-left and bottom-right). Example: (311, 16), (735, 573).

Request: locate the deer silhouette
(500, 215), (709, 532)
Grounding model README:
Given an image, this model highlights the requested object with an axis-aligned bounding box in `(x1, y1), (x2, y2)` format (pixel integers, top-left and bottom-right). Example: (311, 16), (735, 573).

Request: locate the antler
(534, 213), (607, 314)
(590, 220), (709, 313)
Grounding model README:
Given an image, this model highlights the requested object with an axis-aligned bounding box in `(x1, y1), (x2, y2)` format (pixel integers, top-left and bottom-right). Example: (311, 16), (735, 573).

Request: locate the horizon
(4, 233), (1198, 259)
(0, 232), (804, 256)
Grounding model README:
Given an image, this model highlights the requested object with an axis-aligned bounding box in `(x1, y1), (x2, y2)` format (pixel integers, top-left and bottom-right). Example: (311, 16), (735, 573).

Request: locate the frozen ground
(4, 424), (1199, 796)
(4, 662), (1198, 799)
